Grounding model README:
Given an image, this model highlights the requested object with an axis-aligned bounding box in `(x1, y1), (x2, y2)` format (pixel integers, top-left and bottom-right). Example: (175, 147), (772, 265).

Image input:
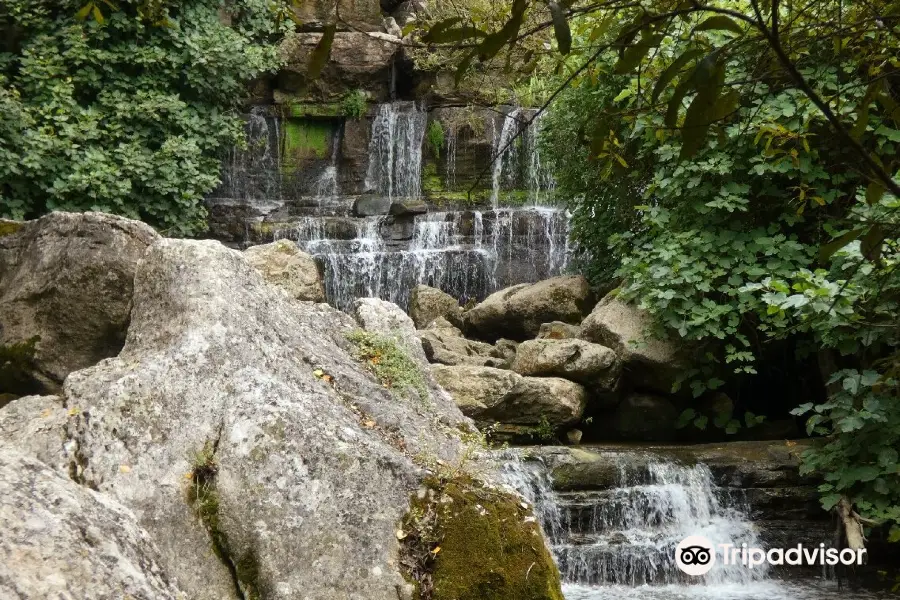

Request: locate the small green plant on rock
(427, 120), (445, 159)
(529, 416), (556, 443)
(346, 329), (428, 401)
(340, 90), (368, 119)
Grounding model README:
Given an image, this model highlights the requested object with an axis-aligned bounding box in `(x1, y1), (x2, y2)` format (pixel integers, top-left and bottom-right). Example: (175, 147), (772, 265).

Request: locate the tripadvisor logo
(675, 535), (867, 576)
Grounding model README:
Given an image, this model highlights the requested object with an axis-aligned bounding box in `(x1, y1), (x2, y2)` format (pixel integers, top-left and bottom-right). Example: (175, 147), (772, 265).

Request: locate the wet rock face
(464, 276), (595, 342)
(0, 212), (159, 394)
(291, 0), (384, 31)
(244, 239), (326, 302)
(0, 446), (183, 600)
(431, 364), (586, 430)
(610, 393), (679, 442)
(58, 238), (475, 600)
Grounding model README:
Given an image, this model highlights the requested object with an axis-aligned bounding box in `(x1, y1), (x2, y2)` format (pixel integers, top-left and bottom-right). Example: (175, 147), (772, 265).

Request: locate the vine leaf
(614, 32), (663, 74)
(549, 2), (572, 55)
(423, 17), (463, 43)
(307, 24), (336, 80)
(679, 56), (726, 159)
(477, 0), (527, 61)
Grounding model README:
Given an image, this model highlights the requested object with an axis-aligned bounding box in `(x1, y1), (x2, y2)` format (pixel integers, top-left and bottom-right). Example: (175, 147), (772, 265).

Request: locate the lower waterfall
(499, 452), (882, 600)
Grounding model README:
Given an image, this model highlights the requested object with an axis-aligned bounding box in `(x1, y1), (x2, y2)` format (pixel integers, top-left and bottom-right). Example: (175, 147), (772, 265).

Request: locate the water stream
(500, 453), (886, 600)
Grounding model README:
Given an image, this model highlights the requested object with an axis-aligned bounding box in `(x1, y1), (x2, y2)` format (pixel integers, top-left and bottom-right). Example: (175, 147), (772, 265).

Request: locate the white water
(364, 102), (427, 200)
(499, 455), (876, 600)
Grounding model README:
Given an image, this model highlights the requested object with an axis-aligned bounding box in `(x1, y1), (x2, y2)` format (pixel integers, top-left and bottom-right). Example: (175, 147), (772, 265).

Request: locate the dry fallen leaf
(119, 465), (132, 473)
(395, 529), (407, 540)
(431, 546), (441, 555)
(363, 419), (377, 429)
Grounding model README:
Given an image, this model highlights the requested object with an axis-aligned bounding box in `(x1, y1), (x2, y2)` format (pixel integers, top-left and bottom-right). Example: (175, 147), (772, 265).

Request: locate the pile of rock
(1, 216), (563, 600)
(407, 279), (692, 443)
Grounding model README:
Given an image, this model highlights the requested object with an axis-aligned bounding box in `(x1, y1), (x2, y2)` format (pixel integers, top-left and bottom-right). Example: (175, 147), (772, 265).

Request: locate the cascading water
(500, 454), (878, 600)
(210, 102), (572, 311)
(365, 102), (427, 199)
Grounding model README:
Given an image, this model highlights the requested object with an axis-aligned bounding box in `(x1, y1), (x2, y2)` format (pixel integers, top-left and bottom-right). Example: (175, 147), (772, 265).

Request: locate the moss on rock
(0, 219), (23, 237)
(400, 474), (564, 600)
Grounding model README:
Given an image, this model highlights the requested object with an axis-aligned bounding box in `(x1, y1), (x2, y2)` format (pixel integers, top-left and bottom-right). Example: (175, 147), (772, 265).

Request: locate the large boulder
(278, 32), (400, 102)
(0, 445), (183, 599)
(611, 393), (679, 442)
(511, 339), (620, 391)
(56, 239), (480, 600)
(0, 212), (159, 394)
(431, 365), (586, 430)
(419, 328), (501, 367)
(408, 284), (461, 329)
(463, 276), (594, 342)
(244, 239), (325, 303)
(579, 294), (688, 394)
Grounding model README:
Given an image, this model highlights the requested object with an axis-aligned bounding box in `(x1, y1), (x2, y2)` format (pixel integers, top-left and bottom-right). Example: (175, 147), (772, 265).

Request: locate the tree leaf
(307, 24), (336, 80)
(423, 17), (463, 43)
(819, 228), (865, 262)
(548, 2), (572, 55)
(76, 2), (94, 20)
(694, 16), (745, 35)
(454, 50), (476, 85)
(477, 0), (527, 61)
(651, 48), (704, 104)
(860, 224), (884, 262)
(865, 182), (884, 206)
(679, 57), (726, 160)
(614, 32), (663, 74)
(91, 4), (105, 24)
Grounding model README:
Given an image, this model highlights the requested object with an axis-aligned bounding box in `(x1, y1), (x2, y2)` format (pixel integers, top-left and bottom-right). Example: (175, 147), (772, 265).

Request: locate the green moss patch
(287, 102), (343, 118)
(399, 474), (564, 600)
(0, 220), (23, 237)
(282, 119), (331, 164)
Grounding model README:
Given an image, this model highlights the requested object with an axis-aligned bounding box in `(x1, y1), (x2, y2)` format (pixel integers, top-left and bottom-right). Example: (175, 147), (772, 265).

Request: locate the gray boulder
(60, 239), (476, 600)
(431, 365), (586, 430)
(612, 393), (679, 441)
(244, 239), (325, 302)
(419, 328), (502, 367)
(511, 339), (620, 391)
(463, 275), (594, 341)
(580, 294), (688, 394)
(353, 195), (392, 216)
(0, 446), (183, 600)
(537, 321), (580, 340)
(0, 211), (158, 393)
(408, 284), (461, 329)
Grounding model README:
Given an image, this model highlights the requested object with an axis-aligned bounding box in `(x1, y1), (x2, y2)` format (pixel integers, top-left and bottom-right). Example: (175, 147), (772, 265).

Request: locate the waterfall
(500, 456), (764, 593)
(313, 124), (341, 205)
(365, 102), (427, 200)
(490, 108), (556, 208)
(499, 453), (868, 600)
(215, 106), (282, 206)
(491, 109), (522, 208)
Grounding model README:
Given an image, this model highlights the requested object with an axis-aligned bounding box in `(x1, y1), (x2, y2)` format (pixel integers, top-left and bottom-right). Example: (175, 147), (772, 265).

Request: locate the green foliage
(340, 89), (368, 119)
(427, 120), (445, 159)
(0, 0), (290, 235)
(470, 0), (900, 531)
(346, 329), (428, 401)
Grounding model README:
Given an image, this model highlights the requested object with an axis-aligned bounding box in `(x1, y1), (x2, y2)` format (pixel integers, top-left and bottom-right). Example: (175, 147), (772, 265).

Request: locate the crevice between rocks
(186, 423), (261, 600)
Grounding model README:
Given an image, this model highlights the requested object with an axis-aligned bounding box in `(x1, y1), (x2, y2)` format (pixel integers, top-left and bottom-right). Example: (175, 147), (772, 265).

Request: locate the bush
(340, 89), (368, 119)
(0, 0), (290, 236)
